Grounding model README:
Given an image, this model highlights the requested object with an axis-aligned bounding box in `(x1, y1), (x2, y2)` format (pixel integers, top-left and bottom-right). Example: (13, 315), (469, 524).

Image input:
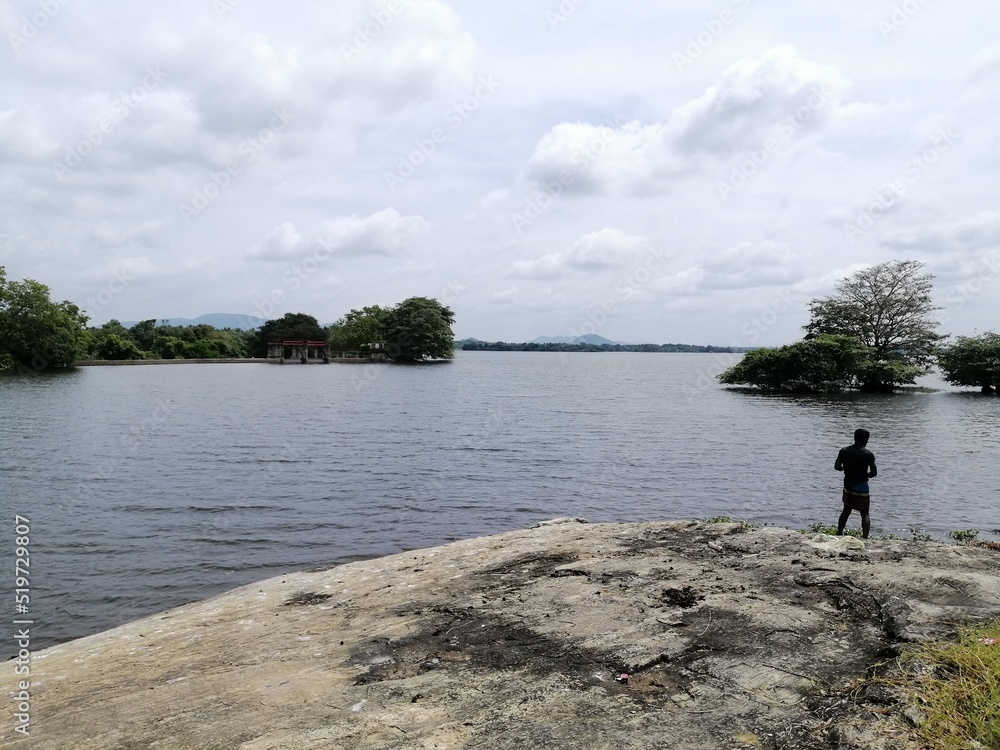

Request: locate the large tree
(327, 305), (391, 350)
(937, 332), (1000, 393)
(383, 297), (455, 362)
(248, 313), (328, 358)
(804, 259), (944, 390)
(0, 267), (89, 371)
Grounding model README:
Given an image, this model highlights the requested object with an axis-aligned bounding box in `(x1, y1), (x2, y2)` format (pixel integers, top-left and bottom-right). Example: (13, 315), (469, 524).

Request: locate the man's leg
(860, 512), (870, 539)
(837, 506), (852, 535)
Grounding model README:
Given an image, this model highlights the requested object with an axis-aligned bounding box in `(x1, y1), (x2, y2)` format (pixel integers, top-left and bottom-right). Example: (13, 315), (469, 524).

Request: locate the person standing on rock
(835, 428), (877, 539)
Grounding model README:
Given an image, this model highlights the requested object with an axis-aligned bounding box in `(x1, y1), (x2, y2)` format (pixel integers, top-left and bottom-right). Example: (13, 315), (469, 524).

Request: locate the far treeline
(718, 260), (1000, 394)
(4, 261), (999, 391)
(461, 341), (740, 353)
(0, 267), (455, 371)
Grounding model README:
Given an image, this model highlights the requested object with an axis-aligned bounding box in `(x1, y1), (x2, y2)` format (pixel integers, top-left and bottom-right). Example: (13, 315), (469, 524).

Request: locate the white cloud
(490, 286), (520, 305)
(968, 42), (1000, 80)
(246, 209), (429, 261)
(389, 259), (436, 275)
(520, 46), (849, 197)
(881, 211), (1000, 255)
(670, 45), (847, 155)
(509, 229), (650, 279)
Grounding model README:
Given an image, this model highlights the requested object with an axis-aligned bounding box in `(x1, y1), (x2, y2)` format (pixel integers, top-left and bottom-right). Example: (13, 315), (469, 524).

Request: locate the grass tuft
(896, 619), (1000, 749)
(805, 522), (863, 537)
(949, 529), (980, 544)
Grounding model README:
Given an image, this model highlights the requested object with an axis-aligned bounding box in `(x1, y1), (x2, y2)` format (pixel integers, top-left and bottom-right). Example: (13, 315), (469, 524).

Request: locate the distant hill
(119, 313), (266, 330)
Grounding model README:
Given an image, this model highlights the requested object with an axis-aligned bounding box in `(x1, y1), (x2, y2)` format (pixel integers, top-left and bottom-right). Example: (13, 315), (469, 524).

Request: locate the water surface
(2, 352), (997, 654)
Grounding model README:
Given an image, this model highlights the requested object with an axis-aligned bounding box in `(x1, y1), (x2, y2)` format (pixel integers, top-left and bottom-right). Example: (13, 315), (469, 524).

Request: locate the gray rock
(5, 521), (999, 749)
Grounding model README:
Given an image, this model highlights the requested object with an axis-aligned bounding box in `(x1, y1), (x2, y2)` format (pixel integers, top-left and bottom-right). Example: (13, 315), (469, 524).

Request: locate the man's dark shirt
(836, 444), (877, 489)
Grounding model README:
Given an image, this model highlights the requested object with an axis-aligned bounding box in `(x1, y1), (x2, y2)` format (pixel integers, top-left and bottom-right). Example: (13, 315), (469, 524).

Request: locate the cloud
(490, 286), (520, 305)
(246, 209), (429, 261)
(509, 229), (651, 279)
(389, 259), (436, 275)
(669, 45), (847, 155)
(968, 42), (1000, 80)
(520, 45), (848, 196)
(520, 120), (676, 196)
(881, 210), (1000, 255)
(650, 241), (802, 295)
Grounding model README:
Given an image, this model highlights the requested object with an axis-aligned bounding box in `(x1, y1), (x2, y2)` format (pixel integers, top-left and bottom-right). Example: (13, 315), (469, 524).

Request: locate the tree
(128, 319), (160, 352)
(383, 297), (455, 362)
(95, 333), (144, 360)
(0, 267), (89, 371)
(327, 305), (390, 350)
(804, 260), (944, 390)
(248, 313), (328, 358)
(937, 332), (1000, 393)
(718, 335), (873, 392)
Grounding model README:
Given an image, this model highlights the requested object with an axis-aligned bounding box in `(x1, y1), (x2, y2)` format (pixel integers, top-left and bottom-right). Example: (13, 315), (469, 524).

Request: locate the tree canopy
(247, 313), (327, 358)
(804, 259), (944, 389)
(937, 332), (1000, 393)
(327, 305), (391, 351)
(717, 335), (874, 393)
(382, 297), (455, 362)
(720, 260), (947, 393)
(0, 267), (89, 371)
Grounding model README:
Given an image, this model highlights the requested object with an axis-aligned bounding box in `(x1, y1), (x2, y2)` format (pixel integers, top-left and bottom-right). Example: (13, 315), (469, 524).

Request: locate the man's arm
(835, 448), (844, 472)
(868, 455), (877, 478)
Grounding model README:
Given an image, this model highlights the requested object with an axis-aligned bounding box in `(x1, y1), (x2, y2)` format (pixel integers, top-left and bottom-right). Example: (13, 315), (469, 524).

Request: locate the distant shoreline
(73, 358), (264, 366)
(71, 358), (381, 366)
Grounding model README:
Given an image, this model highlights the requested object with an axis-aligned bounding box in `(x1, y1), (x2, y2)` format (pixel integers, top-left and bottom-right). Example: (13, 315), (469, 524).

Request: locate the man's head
(854, 428), (870, 446)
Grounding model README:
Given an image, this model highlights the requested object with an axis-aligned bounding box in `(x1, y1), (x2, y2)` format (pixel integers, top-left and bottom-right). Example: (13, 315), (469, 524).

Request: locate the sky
(2, 0), (1000, 346)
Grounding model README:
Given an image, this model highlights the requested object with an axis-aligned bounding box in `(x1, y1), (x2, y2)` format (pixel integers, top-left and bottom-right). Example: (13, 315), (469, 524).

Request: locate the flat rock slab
(5, 520), (1000, 749)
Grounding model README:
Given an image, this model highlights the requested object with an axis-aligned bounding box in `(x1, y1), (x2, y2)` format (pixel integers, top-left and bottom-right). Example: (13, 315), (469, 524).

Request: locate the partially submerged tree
(937, 332), (1000, 393)
(804, 260), (944, 390)
(718, 335), (873, 393)
(0, 266), (89, 371)
(383, 297), (455, 362)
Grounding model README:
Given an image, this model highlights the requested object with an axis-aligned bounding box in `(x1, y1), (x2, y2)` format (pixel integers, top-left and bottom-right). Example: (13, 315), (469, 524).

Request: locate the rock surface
(5, 520), (1000, 749)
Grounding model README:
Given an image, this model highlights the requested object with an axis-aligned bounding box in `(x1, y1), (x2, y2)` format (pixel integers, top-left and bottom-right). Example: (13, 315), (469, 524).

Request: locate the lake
(2, 351), (997, 655)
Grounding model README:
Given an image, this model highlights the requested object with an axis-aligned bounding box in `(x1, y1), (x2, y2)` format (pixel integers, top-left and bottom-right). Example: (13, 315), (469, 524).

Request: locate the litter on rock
(614, 673), (629, 685)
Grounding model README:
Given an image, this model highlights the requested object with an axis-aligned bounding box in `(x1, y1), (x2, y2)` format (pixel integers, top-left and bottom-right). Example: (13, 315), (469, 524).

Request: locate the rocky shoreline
(5, 519), (999, 749)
